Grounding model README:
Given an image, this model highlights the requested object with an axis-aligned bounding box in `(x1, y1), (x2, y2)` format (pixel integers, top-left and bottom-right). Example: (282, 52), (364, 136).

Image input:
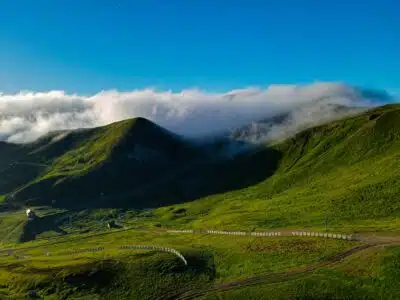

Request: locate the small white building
(26, 209), (37, 220)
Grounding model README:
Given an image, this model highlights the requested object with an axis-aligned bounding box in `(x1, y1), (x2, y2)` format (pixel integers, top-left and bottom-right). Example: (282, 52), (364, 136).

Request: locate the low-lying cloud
(0, 82), (394, 143)
(230, 101), (365, 144)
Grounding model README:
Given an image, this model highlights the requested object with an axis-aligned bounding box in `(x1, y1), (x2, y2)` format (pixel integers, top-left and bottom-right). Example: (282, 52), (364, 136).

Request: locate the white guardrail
(1, 245), (188, 266)
(166, 229), (353, 240)
(0, 229), (354, 264)
(62, 245), (187, 265)
(291, 231), (353, 240)
(64, 247), (105, 255)
(120, 245), (187, 265)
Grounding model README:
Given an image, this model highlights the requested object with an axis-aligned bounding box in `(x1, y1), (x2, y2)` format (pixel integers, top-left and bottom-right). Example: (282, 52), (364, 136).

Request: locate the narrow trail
(0, 225), (399, 300)
(0, 226), (151, 253)
(0, 226), (399, 255)
(167, 241), (399, 300)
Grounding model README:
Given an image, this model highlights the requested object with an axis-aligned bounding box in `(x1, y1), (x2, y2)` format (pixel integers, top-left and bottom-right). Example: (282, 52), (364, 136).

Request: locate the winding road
(165, 242), (399, 300)
(0, 226), (399, 300)
(0, 225), (399, 255)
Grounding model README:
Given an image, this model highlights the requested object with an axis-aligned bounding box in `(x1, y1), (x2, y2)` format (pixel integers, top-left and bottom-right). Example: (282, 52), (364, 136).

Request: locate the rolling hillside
(149, 104), (400, 232)
(0, 104), (399, 299)
(1, 116), (275, 210)
(1, 104), (399, 222)
(2, 117), (206, 208)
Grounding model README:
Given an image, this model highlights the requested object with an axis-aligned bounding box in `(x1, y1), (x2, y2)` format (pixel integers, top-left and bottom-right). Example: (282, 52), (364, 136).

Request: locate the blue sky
(0, 0), (399, 94)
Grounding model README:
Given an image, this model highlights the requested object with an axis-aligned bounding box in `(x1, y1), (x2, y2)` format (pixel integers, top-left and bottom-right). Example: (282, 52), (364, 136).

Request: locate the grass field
(201, 245), (400, 300)
(0, 229), (360, 299)
(0, 104), (398, 298)
(142, 105), (400, 233)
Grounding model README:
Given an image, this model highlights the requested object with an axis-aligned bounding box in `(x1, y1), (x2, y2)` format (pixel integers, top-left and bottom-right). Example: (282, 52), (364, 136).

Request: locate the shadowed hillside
(146, 104), (399, 231)
(0, 104), (399, 299)
(1, 104), (399, 223)
(1, 118), (281, 209)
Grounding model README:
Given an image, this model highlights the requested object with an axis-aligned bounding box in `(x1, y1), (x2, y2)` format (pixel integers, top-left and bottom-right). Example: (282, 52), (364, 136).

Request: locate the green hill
(0, 104), (399, 299)
(4, 117), (206, 208)
(1, 105), (399, 229)
(1, 116), (274, 210)
(148, 104), (400, 232)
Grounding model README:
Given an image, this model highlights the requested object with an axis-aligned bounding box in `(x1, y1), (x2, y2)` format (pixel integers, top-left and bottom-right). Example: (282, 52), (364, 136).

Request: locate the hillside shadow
(156, 146), (282, 206)
(15, 142), (282, 210)
(92, 143), (283, 209)
(19, 213), (68, 242)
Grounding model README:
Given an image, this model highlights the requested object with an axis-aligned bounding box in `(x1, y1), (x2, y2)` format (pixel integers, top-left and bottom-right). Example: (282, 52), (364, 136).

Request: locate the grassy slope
(0, 230), (357, 299)
(0, 142), (41, 196)
(40, 120), (135, 178)
(145, 104), (400, 233)
(7, 105), (398, 221)
(0, 104), (399, 298)
(8, 117), (201, 208)
(0, 212), (26, 244)
(202, 245), (400, 300)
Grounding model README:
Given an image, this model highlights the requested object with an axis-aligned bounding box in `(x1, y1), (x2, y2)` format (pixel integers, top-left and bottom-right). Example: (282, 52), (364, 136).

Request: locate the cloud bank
(0, 82), (394, 143)
(230, 101), (365, 144)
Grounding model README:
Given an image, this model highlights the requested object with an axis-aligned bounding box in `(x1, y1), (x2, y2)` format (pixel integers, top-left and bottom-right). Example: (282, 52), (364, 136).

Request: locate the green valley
(0, 104), (399, 299)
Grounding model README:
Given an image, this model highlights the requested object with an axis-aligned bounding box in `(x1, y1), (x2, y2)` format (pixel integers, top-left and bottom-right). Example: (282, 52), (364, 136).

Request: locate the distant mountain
(4, 118), (203, 207)
(2, 117), (276, 209)
(1, 104), (399, 300)
(1, 104), (398, 213)
(151, 103), (400, 232)
(230, 103), (365, 143)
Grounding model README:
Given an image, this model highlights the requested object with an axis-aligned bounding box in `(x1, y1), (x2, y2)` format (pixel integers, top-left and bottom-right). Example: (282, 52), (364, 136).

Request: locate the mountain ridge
(5, 117), (206, 208)
(0, 104), (399, 216)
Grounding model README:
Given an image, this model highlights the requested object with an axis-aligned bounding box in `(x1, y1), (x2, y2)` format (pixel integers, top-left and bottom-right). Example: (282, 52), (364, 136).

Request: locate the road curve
(1, 226), (399, 255)
(165, 241), (400, 300)
(0, 225), (399, 300)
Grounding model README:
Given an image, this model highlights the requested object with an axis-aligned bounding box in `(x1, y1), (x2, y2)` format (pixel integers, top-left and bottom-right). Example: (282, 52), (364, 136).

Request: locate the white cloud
(0, 82), (393, 143)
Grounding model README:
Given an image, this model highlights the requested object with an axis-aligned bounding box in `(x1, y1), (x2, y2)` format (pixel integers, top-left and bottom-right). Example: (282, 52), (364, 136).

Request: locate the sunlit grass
(0, 230), (358, 299)
(202, 245), (400, 300)
(0, 105), (399, 298)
